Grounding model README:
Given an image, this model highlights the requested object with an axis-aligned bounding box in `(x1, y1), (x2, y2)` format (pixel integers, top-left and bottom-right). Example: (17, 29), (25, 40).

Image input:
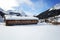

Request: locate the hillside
(36, 3), (60, 19)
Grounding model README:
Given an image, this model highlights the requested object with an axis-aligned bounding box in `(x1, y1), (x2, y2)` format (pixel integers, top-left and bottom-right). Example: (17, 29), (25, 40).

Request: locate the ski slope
(0, 22), (60, 40)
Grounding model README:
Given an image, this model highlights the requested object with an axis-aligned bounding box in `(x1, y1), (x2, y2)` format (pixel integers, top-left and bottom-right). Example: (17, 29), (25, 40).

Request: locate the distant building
(45, 15), (60, 25)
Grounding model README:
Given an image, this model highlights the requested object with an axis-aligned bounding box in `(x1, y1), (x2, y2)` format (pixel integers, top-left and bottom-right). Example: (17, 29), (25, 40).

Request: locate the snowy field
(0, 22), (60, 40)
(0, 16), (60, 40)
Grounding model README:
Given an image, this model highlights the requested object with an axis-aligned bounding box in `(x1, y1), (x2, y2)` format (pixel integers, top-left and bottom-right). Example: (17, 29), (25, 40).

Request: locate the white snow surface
(5, 15), (38, 20)
(0, 22), (60, 40)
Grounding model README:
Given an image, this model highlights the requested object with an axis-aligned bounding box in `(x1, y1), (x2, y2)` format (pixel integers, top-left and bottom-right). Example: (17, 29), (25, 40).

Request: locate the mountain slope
(36, 3), (60, 19)
(6, 10), (27, 16)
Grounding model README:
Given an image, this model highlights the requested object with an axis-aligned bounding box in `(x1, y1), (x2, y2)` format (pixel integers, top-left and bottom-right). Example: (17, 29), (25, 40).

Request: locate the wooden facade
(5, 20), (38, 26)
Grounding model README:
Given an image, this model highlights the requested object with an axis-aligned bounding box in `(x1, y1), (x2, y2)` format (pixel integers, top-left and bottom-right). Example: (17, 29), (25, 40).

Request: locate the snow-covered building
(4, 10), (39, 26)
(44, 15), (60, 25)
(5, 15), (38, 26)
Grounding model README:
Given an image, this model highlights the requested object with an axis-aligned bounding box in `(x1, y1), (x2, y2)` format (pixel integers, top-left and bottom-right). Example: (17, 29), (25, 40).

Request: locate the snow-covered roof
(5, 15), (38, 20)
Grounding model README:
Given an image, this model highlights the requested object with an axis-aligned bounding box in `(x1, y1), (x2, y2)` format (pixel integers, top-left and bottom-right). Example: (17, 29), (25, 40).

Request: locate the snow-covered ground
(0, 22), (60, 40)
